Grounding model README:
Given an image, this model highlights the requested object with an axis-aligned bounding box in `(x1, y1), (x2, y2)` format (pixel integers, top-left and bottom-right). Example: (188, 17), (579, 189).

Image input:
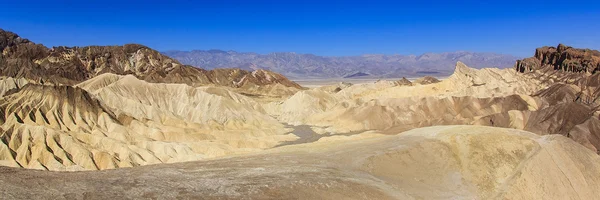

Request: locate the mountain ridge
(0, 29), (302, 91)
(163, 49), (520, 78)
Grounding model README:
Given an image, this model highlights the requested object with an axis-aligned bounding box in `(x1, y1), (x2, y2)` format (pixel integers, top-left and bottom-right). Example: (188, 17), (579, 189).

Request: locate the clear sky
(1, 0), (599, 57)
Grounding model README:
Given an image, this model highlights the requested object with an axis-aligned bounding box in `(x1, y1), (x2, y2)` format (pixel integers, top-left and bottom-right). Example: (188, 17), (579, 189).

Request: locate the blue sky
(1, 0), (599, 57)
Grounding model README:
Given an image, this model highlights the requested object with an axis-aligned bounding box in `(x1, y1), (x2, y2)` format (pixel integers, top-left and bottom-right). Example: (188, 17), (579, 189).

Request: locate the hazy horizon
(1, 0), (599, 57)
(162, 49), (523, 58)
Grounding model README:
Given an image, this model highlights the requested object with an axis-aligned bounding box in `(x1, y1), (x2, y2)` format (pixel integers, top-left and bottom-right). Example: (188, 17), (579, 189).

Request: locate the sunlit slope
(0, 75), (296, 170)
(2, 126), (599, 199)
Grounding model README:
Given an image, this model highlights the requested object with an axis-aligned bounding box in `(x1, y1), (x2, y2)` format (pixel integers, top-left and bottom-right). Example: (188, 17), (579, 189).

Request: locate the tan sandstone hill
(265, 60), (600, 152)
(3, 58), (600, 171)
(0, 76), (298, 171)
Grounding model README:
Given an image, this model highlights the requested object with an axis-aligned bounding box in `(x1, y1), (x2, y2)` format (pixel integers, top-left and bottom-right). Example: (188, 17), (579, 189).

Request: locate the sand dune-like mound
(268, 62), (543, 127)
(308, 81), (353, 93)
(303, 95), (539, 133)
(266, 89), (341, 124)
(77, 73), (284, 130)
(475, 102), (600, 152)
(359, 62), (544, 99)
(305, 62), (543, 103)
(264, 61), (600, 152)
(1, 126), (599, 199)
(0, 78), (297, 171)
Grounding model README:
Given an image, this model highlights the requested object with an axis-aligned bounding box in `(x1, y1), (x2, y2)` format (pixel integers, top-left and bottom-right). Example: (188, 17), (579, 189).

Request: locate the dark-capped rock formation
(515, 44), (600, 74)
(509, 44), (600, 152)
(0, 29), (301, 89)
(515, 44), (600, 104)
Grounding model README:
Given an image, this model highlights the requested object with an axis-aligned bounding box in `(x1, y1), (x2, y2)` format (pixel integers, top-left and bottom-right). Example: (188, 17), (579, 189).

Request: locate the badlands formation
(3, 126), (600, 199)
(0, 28), (599, 199)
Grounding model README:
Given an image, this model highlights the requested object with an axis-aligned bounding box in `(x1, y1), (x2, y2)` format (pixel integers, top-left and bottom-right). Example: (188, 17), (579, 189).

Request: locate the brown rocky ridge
(0, 29), (302, 92)
(504, 44), (600, 152)
(515, 44), (600, 103)
(515, 44), (600, 74)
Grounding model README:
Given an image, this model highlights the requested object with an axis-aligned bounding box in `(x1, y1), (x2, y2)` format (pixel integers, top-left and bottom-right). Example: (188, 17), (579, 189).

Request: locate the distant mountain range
(163, 50), (521, 78)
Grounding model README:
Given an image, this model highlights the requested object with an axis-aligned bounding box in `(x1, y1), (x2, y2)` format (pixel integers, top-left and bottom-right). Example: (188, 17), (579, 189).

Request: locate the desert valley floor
(292, 77), (447, 88)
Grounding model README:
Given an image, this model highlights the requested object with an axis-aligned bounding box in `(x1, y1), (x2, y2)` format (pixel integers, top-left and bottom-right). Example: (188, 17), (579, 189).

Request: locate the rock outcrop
(513, 44), (600, 122)
(515, 45), (600, 101)
(515, 44), (600, 73)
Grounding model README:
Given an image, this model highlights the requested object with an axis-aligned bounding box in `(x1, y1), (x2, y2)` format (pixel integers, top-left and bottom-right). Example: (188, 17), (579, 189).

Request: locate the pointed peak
(454, 61), (476, 74)
(455, 61), (468, 69)
(395, 77), (412, 86)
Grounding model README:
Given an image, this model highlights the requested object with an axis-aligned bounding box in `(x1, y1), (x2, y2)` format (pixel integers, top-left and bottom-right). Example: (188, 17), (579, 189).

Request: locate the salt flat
(292, 77), (448, 88)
